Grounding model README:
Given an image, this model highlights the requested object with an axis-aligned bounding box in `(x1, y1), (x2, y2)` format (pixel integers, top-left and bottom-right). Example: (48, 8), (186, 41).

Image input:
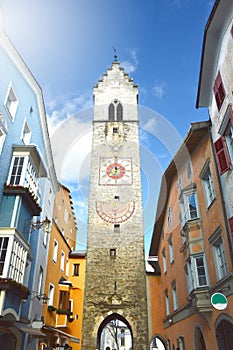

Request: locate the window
(117, 103), (123, 121)
(162, 248), (167, 273)
(167, 206), (172, 227)
(66, 258), (69, 277)
(52, 240), (58, 263)
(120, 329), (125, 346)
(72, 263), (80, 276)
(110, 248), (116, 258)
(209, 229), (228, 280)
(38, 266), (43, 296)
(185, 261), (194, 294)
(171, 280), (178, 311)
(108, 101), (123, 121)
(165, 289), (170, 316)
(5, 84), (18, 120)
(0, 237), (9, 275)
(21, 120), (31, 144)
(214, 137), (231, 174)
(58, 290), (70, 310)
(9, 156), (24, 185)
(113, 127), (118, 134)
(48, 283), (55, 306)
(185, 255), (208, 291)
(114, 224), (120, 233)
(60, 251), (65, 271)
(8, 240), (27, 283)
(228, 216), (233, 241)
(200, 161), (215, 208)
(187, 161), (192, 180)
(178, 176), (182, 196)
(182, 190), (199, 221)
(168, 236), (174, 263)
(0, 110), (7, 154)
(109, 103), (114, 121)
(193, 255), (208, 287)
(8, 154), (40, 202)
(213, 71), (226, 111)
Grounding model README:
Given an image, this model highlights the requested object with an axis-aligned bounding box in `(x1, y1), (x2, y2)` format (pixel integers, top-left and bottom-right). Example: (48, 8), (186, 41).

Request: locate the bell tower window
(108, 100), (123, 121)
(109, 103), (114, 121)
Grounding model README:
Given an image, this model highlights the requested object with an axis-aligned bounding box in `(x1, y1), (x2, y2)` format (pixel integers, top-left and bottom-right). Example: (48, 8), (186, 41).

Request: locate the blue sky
(1, 0), (214, 255)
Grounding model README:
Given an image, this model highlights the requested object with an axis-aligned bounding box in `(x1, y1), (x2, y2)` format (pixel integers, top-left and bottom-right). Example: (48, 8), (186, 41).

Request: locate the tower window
(117, 103), (123, 121)
(114, 224), (120, 233)
(110, 248), (116, 258)
(109, 103), (114, 121)
(113, 127), (118, 134)
(108, 101), (123, 121)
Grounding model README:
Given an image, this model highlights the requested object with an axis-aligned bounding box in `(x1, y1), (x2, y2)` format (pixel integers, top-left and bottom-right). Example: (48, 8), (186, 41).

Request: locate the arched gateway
(97, 313), (133, 350)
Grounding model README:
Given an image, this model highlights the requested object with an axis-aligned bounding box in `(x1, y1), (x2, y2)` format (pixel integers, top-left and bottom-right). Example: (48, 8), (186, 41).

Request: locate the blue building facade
(0, 20), (58, 350)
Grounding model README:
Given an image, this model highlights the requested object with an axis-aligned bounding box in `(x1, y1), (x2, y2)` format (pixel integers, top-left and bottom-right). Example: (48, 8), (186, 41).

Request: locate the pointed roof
(94, 61), (138, 90)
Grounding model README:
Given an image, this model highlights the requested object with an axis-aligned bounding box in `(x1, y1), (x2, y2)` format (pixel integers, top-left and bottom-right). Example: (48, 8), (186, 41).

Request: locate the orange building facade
(40, 184), (79, 349)
(148, 121), (233, 349)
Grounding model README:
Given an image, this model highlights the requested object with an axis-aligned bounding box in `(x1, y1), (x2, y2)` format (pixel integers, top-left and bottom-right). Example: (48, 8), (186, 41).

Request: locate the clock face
(99, 158), (132, 185)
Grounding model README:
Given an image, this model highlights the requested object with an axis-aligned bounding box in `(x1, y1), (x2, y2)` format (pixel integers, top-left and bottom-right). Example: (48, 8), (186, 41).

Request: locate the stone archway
(97, 313), (133, 350)
(150, 336), (166, 350)
(216, 318), (233, 350)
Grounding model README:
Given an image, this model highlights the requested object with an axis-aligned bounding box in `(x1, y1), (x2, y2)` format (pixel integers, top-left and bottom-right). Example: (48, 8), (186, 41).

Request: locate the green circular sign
(211, 293), (228, 310)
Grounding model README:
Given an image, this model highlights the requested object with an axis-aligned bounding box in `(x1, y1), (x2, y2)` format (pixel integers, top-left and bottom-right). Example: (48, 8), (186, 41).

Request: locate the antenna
(112, 47), (118, 62)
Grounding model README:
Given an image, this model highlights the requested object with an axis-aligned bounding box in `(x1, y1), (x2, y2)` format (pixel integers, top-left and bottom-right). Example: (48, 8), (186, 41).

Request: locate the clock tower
(82, 60), (149, 350)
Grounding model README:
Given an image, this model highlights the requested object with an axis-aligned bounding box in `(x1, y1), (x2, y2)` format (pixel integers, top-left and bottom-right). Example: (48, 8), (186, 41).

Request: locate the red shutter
(214, 137), (231, 174)
(213, 72), (226, 111)
(228, 216), (233, 241)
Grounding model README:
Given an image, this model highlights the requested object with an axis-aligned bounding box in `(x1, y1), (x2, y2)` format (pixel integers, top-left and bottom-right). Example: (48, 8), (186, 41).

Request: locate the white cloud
(46, 90), (93, 136)
(121, 50), (138, 73)
(153, 82), (166, 99)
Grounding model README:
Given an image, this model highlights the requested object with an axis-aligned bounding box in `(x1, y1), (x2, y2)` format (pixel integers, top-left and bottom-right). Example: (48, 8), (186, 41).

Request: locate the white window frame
(165, 289), (170, 316)
(38, 266), (43, 296)
(185, 261), (194, 294)
(48, 283), (55, 306)
(60, 251), (65, 271)
(65, 258), (69, 277)
(4, 83), (18, 121)
(167, 206), (172, 228)
(0, 110), (7, 155)
(182, 190), (199, 222)
(52, 240), (58, 263)
(8, 239), (27, 284)
(209, 228), (228, 281)
(168, 235), (174, 263)
(192, 254), (208, 288)
(200, 161), (215, 208)
(172, 280), (178, 311)
(162, 248), (167, 274)
(21, 119), (31, 144)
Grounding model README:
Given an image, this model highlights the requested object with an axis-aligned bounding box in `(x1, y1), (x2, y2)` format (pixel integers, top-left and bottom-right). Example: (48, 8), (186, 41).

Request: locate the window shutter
(231, 24), (233, 38)
(213, 72), (226, 111)
(214, 137), (231, 175)
(228, 216), (233, 241)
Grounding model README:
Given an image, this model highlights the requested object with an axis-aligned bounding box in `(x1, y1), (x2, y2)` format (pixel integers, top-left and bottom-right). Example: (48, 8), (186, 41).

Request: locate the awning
(43, 325), (80, 343)
(15, 323), (46, 338)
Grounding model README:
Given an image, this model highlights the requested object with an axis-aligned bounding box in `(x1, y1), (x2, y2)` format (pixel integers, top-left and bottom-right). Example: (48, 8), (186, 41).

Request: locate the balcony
(4, 184), (41, 216)
(0, 278), (30, 299)
(190, 288), (212, 314)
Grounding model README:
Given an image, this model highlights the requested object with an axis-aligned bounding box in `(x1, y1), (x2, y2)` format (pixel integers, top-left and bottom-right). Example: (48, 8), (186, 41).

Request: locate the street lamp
(31, 216), (51, 232)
